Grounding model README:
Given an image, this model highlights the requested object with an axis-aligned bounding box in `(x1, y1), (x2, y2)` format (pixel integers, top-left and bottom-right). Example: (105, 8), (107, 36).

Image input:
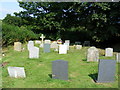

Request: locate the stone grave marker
(44, 40), (51, 44)
(7, 67), (26, 78)
(116, 53), (120, 63)
(35, 40), (41, 44)
(75, 45), (82, 49)
(52, 60), (68, 80)
(75, 42), (81, 45)
(14, 42), (22, 51)
(59, 45), (67, 54)
(105, 48), (113, 57)
(44, 43), (50, 53)
(83, 41), (90, 46)
(29, 46), (39, 58)
(65, 40), (70, 50)
(96, 59), (116, 83)
(40, 34), (45, 48)
(87, 47), (99, 62)
(51, 41), (58, 49)
(27, 41), (34, 51)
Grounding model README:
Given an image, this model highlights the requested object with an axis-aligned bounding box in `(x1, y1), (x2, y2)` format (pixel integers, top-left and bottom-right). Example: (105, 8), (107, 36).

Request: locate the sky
(0, 0), (23, 20)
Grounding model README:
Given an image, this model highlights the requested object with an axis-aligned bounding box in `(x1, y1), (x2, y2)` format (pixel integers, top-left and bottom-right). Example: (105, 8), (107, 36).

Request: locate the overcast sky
(0, 0), (23, 19)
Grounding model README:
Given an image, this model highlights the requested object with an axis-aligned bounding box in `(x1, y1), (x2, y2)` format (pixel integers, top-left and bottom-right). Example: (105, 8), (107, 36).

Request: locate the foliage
(2, 22), (38, 46)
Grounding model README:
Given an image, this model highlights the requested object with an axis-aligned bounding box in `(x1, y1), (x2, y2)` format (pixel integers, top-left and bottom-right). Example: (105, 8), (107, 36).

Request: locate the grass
(1, 43), (119, 88)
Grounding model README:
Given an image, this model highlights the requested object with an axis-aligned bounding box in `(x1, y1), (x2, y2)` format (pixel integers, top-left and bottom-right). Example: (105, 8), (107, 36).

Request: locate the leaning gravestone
(105, 48), (113, 57)
(27, 41), (34, 51)
(83, 41), (90, 46)
(116, 53), (120, 63)
(14, 42), (22, 51)
(59, 45), (67, 54)
(7, 67), (26, 78)
(29, 47), (39, 58)
(44, 43), (50, 53)
(97, 59), (116, 83)
(75, 45), (82, 49)
(87, 47), (99, 62)
(44, 40), (51, 44)
(52, 60), (68, 80)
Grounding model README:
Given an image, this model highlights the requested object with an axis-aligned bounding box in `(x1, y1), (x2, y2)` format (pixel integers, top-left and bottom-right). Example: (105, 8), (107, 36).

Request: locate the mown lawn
(2, 43), (119, 88)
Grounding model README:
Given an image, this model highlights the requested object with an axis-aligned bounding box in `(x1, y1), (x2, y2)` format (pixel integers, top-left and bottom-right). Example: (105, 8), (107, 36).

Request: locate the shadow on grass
(48, 74), (52, 78)
(88, 73), (98, 83)
(82, 59), (87, 61)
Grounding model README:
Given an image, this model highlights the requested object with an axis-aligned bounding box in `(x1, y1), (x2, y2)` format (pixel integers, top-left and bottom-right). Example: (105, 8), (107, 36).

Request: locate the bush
(2, 23), (38, 46)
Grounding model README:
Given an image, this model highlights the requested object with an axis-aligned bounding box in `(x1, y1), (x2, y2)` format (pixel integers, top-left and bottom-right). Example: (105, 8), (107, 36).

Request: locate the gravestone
(52, 60), (68, 80)
(87, 47), (99, 62)
(75, 45), (82, 49)
(35, 40), (41, 44)
(44, 40), (51, 44)
(75, 42), (81, 45)
(51, 41), (58, 49)
(29, 46), (39, 58)
(97, 59), (116, 83)
(116, 53), (120, 63)
(59, 45), (67, 54)
(7, 67), (26, 78)
(83, 41), (90, 46)
(105, 48), (113, 57)
(65, 40), (70, 50)
(27, 41), (34, 51)
(14, 42), (22, 51)
(44, 43), (50, 53)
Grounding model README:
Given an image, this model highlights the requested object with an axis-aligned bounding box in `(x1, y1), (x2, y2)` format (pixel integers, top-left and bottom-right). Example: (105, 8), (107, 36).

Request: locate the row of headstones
(7, 59), (116, 83)
(87, 47), (120, 63)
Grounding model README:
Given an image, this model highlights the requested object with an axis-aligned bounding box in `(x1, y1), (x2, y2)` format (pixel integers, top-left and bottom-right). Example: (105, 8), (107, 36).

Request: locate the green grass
(2, 44), (119, 88)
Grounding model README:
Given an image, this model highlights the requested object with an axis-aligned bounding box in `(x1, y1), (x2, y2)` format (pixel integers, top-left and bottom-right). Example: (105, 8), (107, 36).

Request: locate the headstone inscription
(27, 41), (34, 51)
(29, 47), (39, 58)
(97, 59), (116, 83)
(52, 60), (68, 80)
(87, 47), (99, 62)
(14, 42), (22, 51)
(59, 45), (67, 54)
(116, 53), (120, 63)
(44, 43), (50, 53)
(7, 67), (26, 78)
(105, 48), (113, 57)
(83, 41), (90, 46)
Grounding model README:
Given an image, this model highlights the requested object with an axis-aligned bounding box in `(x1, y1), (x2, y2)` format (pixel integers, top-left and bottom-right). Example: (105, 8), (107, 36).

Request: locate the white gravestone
(59, 45), (67, 54)
(75, 45), (82, 49)
(64, 40), (70, 50)
(87, 47), (99, 62)
(35, 40), (41, 44)
(51, 41), (58, 48)
(29, 47), (39, 58)
(14, 42), (22, 51)
(27, 41), (34, 51)
(7, 67), (26, 78)
(44, 40), (51, 44)
(105, 48), (113, 57)
(116, 53), (120, 63)
(40, 34), (45, 48)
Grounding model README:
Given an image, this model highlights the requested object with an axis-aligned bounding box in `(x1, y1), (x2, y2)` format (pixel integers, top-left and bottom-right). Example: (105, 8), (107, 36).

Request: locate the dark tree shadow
(88, 73), (98, 83)
(48, 74), (52, 78)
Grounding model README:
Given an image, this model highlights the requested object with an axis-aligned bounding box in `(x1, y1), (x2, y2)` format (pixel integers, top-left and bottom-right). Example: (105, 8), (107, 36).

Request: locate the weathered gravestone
(7, 67), (26, 78)
(44, 40), (51, 44)
(87, 47), (99, 62)
(27, 41), (34, 51)
(116, 53), (120, 63)
(52, 60), (68, 80)
(51, 41), (58, 49)
(75, 42), (81, 45)
(75, 45), (82, 49)
(29, 47), (39, 58)
(105, 48), (113, 57)
(59, 45), (67, 54)
(96, 59), (116, 83)
(83, 41), (90, 46)
(44, 43), (50, 53)
(14, 42), (22, 51)
(35, 40), (41, 44)
(65, 40), (70, 50)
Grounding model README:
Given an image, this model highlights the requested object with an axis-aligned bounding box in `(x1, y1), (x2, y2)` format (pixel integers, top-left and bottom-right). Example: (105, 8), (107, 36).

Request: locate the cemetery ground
(2, 43), (119, 88)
